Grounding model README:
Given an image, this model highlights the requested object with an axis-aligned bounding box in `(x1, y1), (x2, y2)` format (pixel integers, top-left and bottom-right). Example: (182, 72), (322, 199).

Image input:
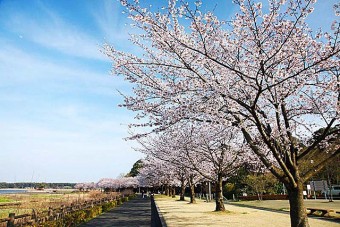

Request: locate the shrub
(102, 201), (117, 212)
(88, 191), (102, 199)
(239, 194), (288, 201)
(85, 206), (102, 220)
(116, 198), (123, 205)
(41, 206), (102, 227)
(38, 196), (135, 226)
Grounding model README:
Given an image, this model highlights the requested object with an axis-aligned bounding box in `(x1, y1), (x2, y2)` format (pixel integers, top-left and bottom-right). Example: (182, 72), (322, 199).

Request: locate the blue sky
(0, 0), (337, 183)
(0, 0), (138, 183)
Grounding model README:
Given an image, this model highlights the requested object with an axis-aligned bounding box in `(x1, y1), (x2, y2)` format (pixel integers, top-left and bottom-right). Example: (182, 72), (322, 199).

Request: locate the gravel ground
(155, 196), (339, 227)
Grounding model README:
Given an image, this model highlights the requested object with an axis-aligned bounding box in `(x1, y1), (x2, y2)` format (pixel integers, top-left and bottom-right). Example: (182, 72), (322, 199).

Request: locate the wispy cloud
(0, 40), (131, 95)
(2, 2), (106, 61)
(89, 0), (143, 55)
(91, 0), (128, 41)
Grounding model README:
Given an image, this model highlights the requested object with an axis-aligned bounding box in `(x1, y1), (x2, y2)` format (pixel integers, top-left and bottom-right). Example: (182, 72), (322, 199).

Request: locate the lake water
(0, 189), (27, 194)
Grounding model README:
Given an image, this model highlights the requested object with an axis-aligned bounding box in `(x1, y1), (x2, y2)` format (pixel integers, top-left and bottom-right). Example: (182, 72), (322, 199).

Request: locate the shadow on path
(80, 195), (151, 227)
(227, 202), (340, 224)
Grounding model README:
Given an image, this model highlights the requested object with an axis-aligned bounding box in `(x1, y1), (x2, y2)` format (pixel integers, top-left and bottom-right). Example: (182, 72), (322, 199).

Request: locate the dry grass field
(155, 195), (340, 227)
(0, 190), (115, 219)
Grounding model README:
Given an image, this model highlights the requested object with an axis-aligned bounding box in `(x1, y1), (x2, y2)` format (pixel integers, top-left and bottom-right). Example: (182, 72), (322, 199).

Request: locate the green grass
(0, 197), (15, 203)
(0, 208), (32, 219)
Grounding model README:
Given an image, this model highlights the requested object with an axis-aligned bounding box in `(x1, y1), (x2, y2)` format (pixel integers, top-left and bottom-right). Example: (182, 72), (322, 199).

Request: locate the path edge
(151, 195), (167, 227)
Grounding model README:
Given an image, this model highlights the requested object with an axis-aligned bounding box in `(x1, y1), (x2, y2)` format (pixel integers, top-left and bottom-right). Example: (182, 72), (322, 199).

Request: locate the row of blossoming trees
(136, 123), (261, 206)
(74, 177), (139, 192)
(103, 0), (339, 227)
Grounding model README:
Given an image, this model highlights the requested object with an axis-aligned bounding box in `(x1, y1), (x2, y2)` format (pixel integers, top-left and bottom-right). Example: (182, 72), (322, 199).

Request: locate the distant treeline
(0, 182), (76, 189)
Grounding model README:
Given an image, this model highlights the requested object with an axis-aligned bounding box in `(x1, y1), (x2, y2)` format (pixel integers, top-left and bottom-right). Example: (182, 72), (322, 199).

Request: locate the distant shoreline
(0, 188), (28, 191)
(0, 189), (28, 195)
(0, 188), (77, 195)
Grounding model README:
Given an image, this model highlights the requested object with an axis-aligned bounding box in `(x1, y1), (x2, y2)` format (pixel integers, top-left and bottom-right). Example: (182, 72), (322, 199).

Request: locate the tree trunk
(165, 185), (170, 196)
(172, 187), (176, 198)
(189, 184), (196, 203)
(169, 186), (173, 197)
(286, 182), (309, 227)
(215, 175), (225, 211)
(188, 175), (196, 204)
(327, 172), (333, 202)
(180, 178), (186, 201)
(257, 192), (262, 201)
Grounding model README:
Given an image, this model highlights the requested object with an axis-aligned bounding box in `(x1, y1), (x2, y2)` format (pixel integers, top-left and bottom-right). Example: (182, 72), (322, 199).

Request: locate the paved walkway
(80, 195), (151, 227)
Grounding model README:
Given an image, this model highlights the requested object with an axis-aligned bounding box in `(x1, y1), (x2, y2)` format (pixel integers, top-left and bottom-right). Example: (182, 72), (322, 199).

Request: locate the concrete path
(80, 195), (151, 227)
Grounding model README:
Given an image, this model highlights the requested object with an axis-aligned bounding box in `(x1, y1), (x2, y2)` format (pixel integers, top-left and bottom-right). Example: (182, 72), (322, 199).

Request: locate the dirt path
(155, 196), (339, 227)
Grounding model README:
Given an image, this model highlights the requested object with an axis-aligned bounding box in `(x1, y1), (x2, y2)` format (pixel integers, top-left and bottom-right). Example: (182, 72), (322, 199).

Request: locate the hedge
(239, 194), (289, 201)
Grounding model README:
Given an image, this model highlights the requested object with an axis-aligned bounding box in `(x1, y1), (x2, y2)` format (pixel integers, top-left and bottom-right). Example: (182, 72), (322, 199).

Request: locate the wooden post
(7, 213), (15, 227)
(32, 209), (38, 223)
(60, 204), (65, 219)
(48, 207), (53, 221)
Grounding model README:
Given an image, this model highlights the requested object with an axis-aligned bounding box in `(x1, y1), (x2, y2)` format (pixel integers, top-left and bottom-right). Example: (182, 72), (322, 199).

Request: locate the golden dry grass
(0, 191), (119, 219)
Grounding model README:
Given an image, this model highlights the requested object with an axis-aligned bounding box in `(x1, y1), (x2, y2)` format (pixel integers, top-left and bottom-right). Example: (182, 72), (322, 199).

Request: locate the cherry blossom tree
(136, 128), (201, 203)
(178, 124), (255, 211)
(172, 164), (188, 201)
(74, 182), (96, 191)
(137, 157), (179, 195)
(120, 177), (139, 189)
(96, 177), (139, 192)
(97, 178), (116, 191)
(105, 0), (339, 226)
(137, 122), (255, 210)
(74, 183), (85, 191)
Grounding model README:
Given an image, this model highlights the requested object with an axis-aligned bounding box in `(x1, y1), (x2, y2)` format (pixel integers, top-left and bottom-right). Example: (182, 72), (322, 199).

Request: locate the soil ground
(155, 195), (340, 227)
